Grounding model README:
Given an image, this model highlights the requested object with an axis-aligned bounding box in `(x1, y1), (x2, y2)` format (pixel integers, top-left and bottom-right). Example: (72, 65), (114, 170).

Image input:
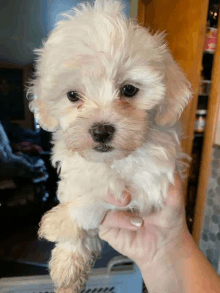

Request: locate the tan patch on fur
(39, 202), (102, 292)
(116, 99), (133, 110)
(55, 288), (73, 293)
(50, 244), (95, 292)
(113, 101), (148, 152)
(35, 99), (59, 131)
(155, 51), (191, 126)
(63, 99), (149, 160)
(50, 238), (101, 293)
(38, 203), (85, 243)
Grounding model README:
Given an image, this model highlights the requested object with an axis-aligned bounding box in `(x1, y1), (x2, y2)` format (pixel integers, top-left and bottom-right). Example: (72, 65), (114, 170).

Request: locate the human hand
(99, 174), (188, 270)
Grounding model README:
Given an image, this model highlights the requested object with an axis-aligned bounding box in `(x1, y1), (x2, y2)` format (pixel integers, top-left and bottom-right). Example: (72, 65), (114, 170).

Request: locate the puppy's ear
(28, 93), (59, 132)
(155, 51), (192, 126)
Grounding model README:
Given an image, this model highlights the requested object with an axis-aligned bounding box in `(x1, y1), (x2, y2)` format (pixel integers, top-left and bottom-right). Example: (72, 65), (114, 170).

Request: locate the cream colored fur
(28, 0), (191, 292)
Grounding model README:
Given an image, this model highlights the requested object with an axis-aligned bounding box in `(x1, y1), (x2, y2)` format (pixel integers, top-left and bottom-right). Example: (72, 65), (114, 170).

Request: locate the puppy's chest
(57, 148), (176, 206)
(58, 159), (133, 203)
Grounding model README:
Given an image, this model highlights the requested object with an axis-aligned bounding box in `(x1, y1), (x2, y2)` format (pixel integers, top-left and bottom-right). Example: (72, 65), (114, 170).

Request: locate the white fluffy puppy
(28, 0), (191, 292)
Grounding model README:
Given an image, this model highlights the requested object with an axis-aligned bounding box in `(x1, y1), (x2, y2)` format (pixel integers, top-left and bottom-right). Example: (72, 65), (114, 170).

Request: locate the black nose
(89, 123), (115, 143)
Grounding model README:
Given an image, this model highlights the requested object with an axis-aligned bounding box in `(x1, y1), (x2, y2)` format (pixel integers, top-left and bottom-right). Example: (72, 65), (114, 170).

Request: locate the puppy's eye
(120, 84), (139, 98)
(67, 91), (80, 102)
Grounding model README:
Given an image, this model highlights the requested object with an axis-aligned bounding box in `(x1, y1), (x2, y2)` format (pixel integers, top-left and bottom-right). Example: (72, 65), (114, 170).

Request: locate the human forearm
(100, 175), (220, 292)
(138, 230), (220, 293)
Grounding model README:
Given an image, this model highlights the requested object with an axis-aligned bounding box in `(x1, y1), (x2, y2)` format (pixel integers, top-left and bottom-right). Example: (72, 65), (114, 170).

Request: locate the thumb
(99, 210), (143, 241)
(100, 210), (143, 230)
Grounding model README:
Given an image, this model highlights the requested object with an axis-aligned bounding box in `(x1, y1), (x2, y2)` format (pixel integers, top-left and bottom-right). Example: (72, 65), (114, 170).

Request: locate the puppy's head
(28, 0), (191, 163)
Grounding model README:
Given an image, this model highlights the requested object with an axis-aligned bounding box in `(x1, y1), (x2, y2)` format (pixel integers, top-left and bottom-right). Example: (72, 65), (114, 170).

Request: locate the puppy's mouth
(93, 144), (114, 153)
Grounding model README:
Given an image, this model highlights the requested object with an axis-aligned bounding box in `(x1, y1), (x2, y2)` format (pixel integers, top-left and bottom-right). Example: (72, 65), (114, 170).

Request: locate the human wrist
(137, 228), (194, 282)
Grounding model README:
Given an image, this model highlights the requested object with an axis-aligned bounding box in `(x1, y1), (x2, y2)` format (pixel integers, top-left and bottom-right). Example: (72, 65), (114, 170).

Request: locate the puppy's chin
(79, 147), (129, 163)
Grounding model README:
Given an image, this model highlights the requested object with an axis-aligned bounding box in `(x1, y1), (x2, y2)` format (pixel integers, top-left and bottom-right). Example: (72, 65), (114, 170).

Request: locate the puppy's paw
(38, 203), (85, 242)
(50, 243), (95, 293)
(55, 288), (73, 293)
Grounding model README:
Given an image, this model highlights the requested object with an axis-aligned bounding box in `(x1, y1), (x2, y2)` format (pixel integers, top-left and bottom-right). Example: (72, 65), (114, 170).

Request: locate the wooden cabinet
(136, 0), (220, 245)
(193, 19), (220, 244)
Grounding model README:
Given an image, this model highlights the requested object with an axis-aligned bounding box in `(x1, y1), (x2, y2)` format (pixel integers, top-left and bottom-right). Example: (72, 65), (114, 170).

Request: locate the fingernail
(131, 216), (143, 227)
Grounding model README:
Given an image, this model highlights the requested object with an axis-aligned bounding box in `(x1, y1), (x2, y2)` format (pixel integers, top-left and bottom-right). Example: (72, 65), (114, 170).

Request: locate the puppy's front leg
(50, 236), (101, 293)
(39, 203), (102, 293)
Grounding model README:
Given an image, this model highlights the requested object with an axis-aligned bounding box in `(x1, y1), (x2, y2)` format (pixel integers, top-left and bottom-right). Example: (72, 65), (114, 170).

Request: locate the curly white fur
(28, 0), (191, 292)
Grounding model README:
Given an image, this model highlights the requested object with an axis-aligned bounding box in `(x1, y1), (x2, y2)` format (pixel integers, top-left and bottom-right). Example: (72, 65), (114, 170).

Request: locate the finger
(105, 190), (131, 207)
(144, 174), (184, 227)
(156, 173), (185, 226)
(100, 210), (143, 231)
(165, 173), (183, 207)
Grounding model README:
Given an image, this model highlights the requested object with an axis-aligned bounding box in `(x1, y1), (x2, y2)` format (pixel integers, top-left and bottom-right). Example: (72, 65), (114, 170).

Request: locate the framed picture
(0, 68), (25, 120)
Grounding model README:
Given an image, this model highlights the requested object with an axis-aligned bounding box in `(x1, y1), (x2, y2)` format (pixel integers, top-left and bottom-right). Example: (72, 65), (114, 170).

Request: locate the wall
(129, 0), (138, 19)
(0, 0), (130, 65)
(0, 1), (47, 65)
(0, 0), (130, 128)
(200, 145), (220, 274)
